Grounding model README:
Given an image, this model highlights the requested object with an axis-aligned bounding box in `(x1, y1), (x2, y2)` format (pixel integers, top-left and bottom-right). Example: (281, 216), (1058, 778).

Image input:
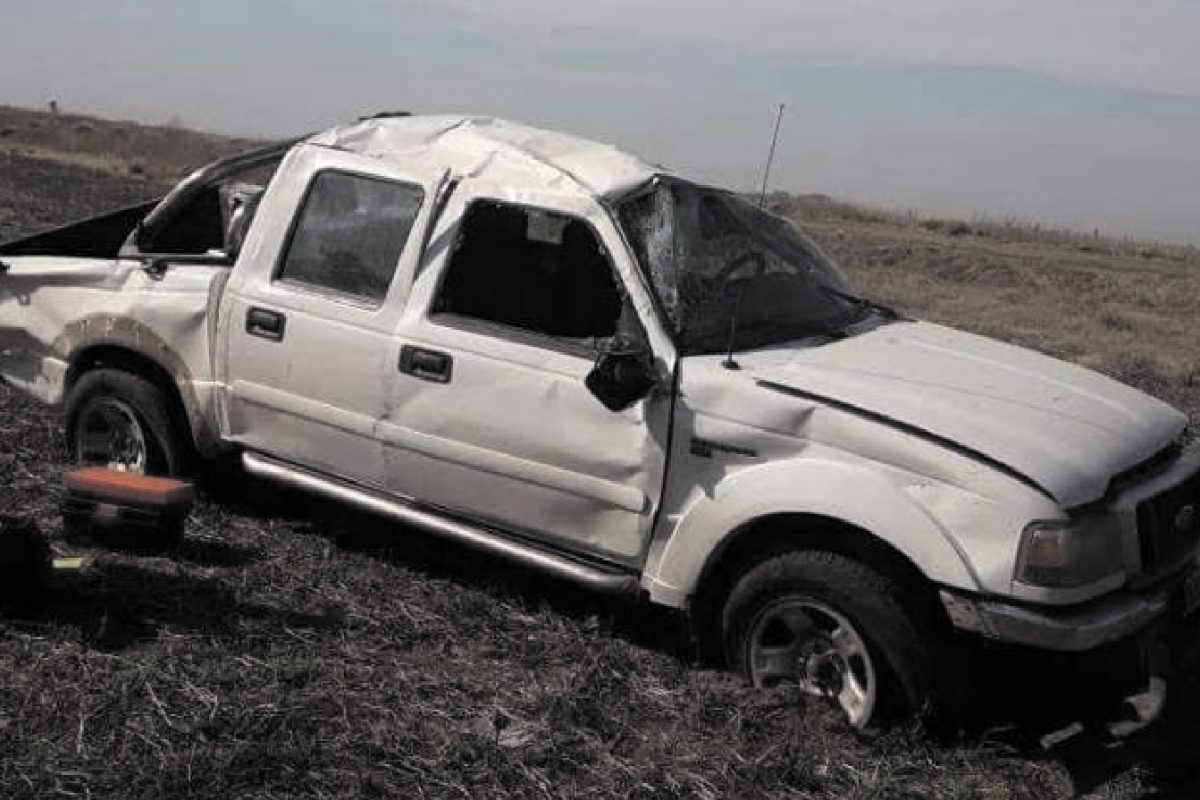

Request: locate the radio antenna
(757, 103), (785, 208)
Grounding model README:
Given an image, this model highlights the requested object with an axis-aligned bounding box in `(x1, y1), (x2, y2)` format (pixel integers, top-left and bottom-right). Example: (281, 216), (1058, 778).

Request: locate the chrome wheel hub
(748, 599), (877, 726)
(75, 398), (148, 474)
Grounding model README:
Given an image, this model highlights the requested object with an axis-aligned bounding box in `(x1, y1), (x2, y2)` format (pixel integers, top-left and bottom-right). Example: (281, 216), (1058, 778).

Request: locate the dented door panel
(0, 255), (224, 450)
(380, 322), (670, 562)
(381, 184), (675, 564)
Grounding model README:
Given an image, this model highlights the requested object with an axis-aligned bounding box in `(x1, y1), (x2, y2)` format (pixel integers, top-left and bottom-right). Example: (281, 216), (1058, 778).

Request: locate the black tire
(722, 550), (941, 727)
(64, 368), (189, 476)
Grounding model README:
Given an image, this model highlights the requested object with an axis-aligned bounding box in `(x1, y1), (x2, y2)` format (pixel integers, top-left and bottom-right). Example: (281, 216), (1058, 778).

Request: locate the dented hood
(744, 321), (1187, 507)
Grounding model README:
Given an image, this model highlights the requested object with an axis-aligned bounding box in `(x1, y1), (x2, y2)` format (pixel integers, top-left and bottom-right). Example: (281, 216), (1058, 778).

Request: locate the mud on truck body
(2, 114), (1198, 727)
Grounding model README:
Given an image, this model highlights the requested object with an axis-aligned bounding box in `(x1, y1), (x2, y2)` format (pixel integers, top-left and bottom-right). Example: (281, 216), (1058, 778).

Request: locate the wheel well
(65, 346), (193, 443)
(688, 513), (947, 658)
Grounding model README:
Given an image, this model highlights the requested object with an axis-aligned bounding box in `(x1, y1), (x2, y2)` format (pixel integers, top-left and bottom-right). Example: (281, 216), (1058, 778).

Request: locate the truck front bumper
(939, 568), (1198, 653)
(941, 554), (1200, 737)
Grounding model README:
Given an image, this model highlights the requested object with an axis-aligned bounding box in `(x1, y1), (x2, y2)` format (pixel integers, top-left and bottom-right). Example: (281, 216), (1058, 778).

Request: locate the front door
(219, 145), (445, 489)
(380, 191), (675, 564)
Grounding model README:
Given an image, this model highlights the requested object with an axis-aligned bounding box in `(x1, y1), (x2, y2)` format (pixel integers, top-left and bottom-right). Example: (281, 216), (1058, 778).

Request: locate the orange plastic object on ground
(63, 468), (195, 507)
(62, 468), (194, 552)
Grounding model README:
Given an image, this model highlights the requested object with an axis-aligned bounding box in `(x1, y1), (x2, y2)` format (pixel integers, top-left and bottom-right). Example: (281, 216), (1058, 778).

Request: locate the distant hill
(0, 104), (258, 185)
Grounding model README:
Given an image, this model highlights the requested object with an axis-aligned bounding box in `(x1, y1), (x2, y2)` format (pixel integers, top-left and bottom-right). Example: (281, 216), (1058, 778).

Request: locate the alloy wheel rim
(747, 598), (877, 726)
(75, 398), (149, 474)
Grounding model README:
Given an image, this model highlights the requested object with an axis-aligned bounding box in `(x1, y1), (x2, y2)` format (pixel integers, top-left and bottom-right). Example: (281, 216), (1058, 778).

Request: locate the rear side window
(277, 171), (424, 304)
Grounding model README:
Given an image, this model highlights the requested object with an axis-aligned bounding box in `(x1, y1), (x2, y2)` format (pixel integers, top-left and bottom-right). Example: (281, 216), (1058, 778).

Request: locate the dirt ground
(1, 106), (1198, 798)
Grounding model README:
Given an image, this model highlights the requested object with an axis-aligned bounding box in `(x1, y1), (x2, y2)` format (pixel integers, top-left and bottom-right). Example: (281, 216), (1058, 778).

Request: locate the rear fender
(58, 316), (220, 457)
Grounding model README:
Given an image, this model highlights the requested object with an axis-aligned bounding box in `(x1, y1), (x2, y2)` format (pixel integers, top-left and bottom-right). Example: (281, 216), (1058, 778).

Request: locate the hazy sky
(2, 0), (1199, 243)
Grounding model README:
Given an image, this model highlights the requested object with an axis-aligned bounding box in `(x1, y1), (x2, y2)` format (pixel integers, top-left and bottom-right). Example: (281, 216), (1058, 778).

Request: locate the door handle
(399, 345), (453, 383)
(246, 307), (286, 341)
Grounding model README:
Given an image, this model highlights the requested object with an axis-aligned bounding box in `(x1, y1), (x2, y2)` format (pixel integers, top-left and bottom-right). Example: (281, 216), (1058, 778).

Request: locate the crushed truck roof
(305, 115), (665, 199)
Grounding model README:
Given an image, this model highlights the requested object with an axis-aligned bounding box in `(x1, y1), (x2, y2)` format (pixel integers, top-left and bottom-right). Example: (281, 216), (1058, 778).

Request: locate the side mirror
(585, 338), (657, 412)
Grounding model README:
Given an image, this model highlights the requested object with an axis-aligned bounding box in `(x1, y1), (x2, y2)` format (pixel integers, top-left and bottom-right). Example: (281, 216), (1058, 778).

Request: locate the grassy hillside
(0, 105), (255, 182)
(2, 106), (1198, 798)
(778, 193), (1200, 426)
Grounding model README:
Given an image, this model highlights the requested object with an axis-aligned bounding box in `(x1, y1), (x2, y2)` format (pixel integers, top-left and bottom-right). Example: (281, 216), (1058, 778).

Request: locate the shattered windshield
(617, 178), (866, 355)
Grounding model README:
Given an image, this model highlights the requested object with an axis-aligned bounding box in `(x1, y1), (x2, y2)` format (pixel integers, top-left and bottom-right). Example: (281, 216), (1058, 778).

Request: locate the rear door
(217, 145), (446, 489)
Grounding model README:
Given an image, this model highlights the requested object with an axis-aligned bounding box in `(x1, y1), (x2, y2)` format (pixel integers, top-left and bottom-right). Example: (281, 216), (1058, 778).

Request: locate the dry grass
(2, 108), (1199, 798)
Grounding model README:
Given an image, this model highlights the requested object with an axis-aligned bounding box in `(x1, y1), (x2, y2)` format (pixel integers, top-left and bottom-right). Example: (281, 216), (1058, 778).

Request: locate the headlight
(1015, 515), (1125, 589)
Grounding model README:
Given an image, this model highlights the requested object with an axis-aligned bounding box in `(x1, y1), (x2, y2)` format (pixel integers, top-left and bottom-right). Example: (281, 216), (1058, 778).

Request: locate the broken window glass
(140, 152), (285, 258)
(433, 201), (624, 343)
(618, 178), (863, 355)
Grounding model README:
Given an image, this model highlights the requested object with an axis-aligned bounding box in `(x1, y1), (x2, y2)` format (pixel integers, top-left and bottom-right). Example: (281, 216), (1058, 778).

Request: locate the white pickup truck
(2, 114), (1198, 726)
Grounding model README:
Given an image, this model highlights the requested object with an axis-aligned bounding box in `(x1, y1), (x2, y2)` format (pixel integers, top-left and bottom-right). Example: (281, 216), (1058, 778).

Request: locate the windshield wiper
(716, 285), (895, 367)
(819, 285), (901, 322)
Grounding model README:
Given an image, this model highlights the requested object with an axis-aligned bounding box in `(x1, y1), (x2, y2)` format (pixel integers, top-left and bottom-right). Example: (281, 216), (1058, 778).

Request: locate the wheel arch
(52, 312), (224, 458)
(643, 459), (982, 615)
(64, 343), (210, 457)
(686, 512), (952, 656)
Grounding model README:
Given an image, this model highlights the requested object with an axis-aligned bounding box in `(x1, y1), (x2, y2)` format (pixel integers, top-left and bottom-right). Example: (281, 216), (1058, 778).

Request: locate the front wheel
(722, 551), (940, 728)
(64, 369), (188, 476)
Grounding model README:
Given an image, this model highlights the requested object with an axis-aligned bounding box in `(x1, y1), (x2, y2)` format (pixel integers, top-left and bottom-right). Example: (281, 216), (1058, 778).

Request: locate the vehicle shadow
(1041, 672), (1200, 798)
(8, 560), (342, 651)
(292, 492), (696, 661)
(196, 465), (325, 524)
(203, 472), (697, 659)
(925, 632), (1200, 797)
(172, 534), (263, 568)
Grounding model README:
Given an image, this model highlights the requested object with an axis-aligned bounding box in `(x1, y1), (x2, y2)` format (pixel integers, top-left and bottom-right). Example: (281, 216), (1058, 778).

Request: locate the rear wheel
(64, 369), (188, 476)
(722, 550), (939, 727)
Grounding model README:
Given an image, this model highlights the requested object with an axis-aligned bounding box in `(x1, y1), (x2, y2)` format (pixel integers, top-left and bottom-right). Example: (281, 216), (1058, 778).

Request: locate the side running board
(241, 452), (642, 596)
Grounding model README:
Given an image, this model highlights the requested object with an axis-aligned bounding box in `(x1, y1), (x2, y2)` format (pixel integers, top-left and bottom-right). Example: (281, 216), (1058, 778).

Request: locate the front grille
(1138, 468), (1200, 573)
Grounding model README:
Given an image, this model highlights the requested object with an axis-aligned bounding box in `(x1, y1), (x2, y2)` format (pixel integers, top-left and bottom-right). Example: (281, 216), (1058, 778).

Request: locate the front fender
(641, 457), (984, 607)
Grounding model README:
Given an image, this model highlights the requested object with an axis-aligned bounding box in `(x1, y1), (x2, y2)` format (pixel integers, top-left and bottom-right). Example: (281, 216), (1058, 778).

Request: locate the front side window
(277, 171), (424, 304)
(433, 201), (624, 342)
(618, 178), (864, 354)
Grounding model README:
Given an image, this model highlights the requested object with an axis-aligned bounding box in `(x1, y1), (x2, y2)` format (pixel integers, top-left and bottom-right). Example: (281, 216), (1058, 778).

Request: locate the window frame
(123, 143), (293, 265)
(427, 197), (630, 357)
(271, 167), (426, 310)
(615, 176), (859, 356)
